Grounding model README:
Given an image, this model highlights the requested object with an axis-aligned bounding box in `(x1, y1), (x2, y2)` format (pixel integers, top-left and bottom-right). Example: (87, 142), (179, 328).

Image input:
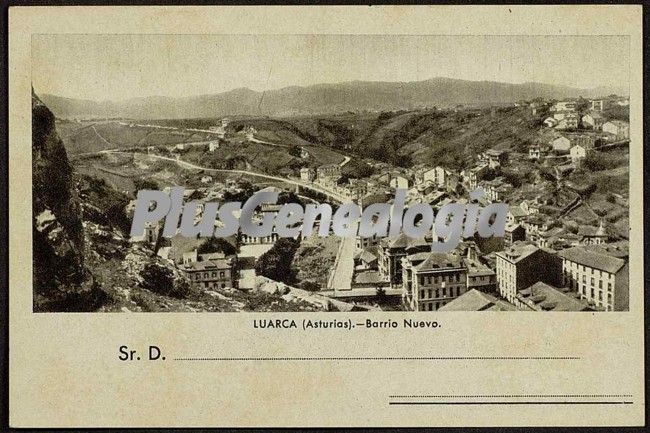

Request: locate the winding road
(83, 124), (357, 292)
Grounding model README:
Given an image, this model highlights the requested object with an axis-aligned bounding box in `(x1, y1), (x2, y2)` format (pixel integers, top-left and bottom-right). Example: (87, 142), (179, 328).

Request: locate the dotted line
(389, 394), (633, 398)
(174, 356), (580, 361)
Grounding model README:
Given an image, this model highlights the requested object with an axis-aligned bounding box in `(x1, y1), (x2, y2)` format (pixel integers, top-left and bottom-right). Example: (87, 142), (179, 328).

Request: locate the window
(220, 272), (225, 278)
(591, 278), (594, 286)
(442, 287), (447, 297)
(599, 280), (602, 289)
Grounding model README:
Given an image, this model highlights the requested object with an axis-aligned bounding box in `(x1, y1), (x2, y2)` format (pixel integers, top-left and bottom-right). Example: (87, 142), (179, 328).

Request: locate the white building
(390, 175), (409, 190)
(570, 144), (590, 162)
(582, 112), (604, 130)
(602, 121), (630, 140)
(300, 167), (315, 182)
(558, 246), (628, 311)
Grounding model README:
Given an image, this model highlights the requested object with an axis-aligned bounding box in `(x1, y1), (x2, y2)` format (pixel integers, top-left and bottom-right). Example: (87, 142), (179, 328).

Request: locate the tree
(197, 237), (237, 256)
(254, 238), (300, 284)
(288, 145), (302, 158)
(140, 263), (191, 299)
(134, 178), (159, 191)
(582, 152), (617, 172)
(300, 281), (321, 292)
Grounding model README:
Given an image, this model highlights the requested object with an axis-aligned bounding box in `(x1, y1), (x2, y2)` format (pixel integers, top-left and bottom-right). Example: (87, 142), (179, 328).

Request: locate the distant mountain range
(39, 77), (628, 120)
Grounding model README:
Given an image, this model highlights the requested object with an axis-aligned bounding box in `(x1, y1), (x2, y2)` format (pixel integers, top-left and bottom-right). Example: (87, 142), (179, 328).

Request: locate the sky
(32, 34), (630, 101)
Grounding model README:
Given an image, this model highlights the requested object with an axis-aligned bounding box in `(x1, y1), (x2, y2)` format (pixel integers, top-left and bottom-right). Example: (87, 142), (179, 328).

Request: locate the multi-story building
(183, 257), (234, 290)
(551, 100), (577, 112)
(582, 112), (604, 130)
(434, 166), (449, 188)
(356, 234), (380, 250)
(495, 242), (562, 304)
(504, 223), (526, 246)
(130, 221), (159, 245)
(466, 261), (497, 294)
(300, 167), (315, 182)
(402, 252), (468, 311)
(378, 233), (429, 287)
(481, 149), (507, 169)
(590, 99), (605, 111)
(528, 145), (541, 160)
(465, 163), (489, 190)
(389, 175), (410, 190)
(316, 164), (341, 181)
(558, 246), (628, 311)
(602, 121), (630, 140)
(415, 167), (437, 185)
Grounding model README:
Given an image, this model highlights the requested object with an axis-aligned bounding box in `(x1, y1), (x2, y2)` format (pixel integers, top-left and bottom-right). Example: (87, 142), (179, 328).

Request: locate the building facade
(558, 246), (628, 311)
(402, 252), (468, 311)
(495, 243), (562, 304)
(183, 258), (234, 290)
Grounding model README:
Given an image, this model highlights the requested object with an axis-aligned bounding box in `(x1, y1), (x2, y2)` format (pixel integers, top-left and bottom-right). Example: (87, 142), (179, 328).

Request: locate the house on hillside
(555, 113), (579, 130)
(480, 149), (508, 169)
(551, 100), (577, 112)
(300, 167), (315, 182)
(582, 112), (605, 130)
(528, 145), (542, 160)
(590, 99), (606, 111)
(602, 120), (630, 140)
(507, 205), (528, 225)
(570, 143), (594, 163)
(465, 163), (489, 190)
(390, 175), (410, 190)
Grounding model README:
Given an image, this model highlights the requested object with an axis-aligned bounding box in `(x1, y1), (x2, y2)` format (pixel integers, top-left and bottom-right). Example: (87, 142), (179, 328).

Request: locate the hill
(39, 77), (626, 119)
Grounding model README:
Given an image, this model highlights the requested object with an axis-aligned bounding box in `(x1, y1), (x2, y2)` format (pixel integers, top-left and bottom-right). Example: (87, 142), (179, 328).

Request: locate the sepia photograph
(32, 34), (630, 313)
(9, 6), (645, 429)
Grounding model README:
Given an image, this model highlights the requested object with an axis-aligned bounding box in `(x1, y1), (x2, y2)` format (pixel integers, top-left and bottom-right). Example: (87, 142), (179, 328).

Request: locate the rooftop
(438, 289), (518, 311)
(496, 242), (543, 264)
(557, 246), (626, 274)
(517, 282), (590, 312)
(183, 258), (232, 271)
(414, 252), (464, 272)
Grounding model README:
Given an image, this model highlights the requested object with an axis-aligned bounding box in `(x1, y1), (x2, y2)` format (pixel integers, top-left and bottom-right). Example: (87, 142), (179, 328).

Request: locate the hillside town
(116, 94), (630, 312)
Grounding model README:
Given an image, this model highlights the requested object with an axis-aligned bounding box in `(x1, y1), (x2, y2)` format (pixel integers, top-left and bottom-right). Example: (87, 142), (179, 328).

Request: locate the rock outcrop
(32, 91), (102, 311)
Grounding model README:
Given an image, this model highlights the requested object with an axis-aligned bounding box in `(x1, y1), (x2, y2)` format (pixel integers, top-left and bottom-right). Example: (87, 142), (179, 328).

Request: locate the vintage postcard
(8, 5), (645, 428)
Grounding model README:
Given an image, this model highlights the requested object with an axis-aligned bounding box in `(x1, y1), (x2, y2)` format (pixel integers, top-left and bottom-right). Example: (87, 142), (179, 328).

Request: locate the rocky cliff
(32, 91), (103, 311)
